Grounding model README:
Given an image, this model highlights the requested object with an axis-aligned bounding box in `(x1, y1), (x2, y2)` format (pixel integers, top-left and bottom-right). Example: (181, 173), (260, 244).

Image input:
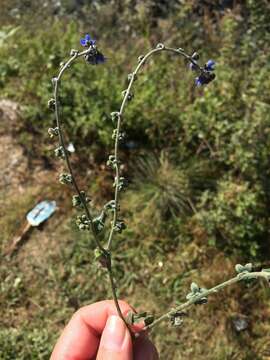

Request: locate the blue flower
(195, 76), (204, 86)
(80, 34), (106, 65)
(95, 52), (106, 64)
(80, 34), (96, 47)
(84, 49), (106, 65)
(195, 72), (215, 87)
(205, 59), (215, 72)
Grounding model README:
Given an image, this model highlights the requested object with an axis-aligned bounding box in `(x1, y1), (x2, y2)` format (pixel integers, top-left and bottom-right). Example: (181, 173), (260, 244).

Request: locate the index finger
(50, 300), (143, 360)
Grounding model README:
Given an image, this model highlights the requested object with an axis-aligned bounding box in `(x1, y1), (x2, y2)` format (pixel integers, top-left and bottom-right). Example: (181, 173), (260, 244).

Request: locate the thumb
(96, 315), (133, 360)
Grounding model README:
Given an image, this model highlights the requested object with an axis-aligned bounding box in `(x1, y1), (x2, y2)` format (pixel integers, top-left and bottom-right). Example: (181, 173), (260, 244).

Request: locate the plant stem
(108, 265), (132, 330)
(142, 271), (270, 332)
(53, 49), (105, 254)
(106, 45), (200, 251)
(53, 47), (125, 323)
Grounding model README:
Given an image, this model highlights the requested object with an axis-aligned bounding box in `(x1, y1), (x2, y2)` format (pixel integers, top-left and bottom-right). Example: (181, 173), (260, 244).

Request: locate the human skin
(50, 300), (159, 360)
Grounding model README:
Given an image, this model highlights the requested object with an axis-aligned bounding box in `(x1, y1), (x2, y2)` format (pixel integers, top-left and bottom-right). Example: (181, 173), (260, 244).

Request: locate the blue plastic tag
(26, 200), (56, 226)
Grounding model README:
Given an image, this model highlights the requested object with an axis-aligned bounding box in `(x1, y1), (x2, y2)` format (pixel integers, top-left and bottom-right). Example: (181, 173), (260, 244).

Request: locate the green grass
(1, 173), (270, 359)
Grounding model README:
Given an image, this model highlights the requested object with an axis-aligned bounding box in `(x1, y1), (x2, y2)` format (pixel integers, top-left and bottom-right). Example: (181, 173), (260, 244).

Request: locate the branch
(106, 44), (207, 251)
(52, 47), (106, 254)
(141, 268), (270, 332)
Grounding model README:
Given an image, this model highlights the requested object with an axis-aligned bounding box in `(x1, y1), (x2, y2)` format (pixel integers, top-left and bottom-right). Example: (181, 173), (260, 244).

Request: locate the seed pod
(48, 98), (56, 110)
(54, 146), (65, 159)
(59, 173), (72, 185)
(48, 127), (59, 138)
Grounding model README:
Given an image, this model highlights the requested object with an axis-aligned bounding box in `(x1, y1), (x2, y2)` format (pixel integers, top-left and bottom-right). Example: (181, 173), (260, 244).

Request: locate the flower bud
(93, 211), (107, 233)
(190, 282), (199, 293)
(54, 146), (65, 158)
(114, 220), (126, 233)
(48, 98), (56, 110)
(59, 173), (72, 185)
(76, 214), (90, 230)
(156, 43), (165, 49)
(244, 263), (252, 272)
(235, 264), (245, 274)
(48, 127), (59, 138)
(110, 112), (120, 123)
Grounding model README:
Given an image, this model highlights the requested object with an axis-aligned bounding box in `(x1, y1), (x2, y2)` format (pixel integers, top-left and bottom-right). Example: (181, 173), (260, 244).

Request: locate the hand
(50, 300), (159, 360)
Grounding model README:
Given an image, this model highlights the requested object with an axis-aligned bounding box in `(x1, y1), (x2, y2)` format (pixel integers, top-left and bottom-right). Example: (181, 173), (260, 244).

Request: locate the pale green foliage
(194, 179), (266, 256)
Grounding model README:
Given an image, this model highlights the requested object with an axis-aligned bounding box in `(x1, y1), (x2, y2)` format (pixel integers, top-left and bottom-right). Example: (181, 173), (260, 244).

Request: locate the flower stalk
(142, 269), (270, 332)
(52, 36), (270, 338)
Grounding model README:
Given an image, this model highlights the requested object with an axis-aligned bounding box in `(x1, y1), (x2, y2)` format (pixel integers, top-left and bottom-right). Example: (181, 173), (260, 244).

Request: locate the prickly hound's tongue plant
(49, 34), (270, 335)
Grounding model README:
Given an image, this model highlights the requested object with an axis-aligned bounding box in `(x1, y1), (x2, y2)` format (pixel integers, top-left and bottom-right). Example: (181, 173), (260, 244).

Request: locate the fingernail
(100, 315), (127, 351)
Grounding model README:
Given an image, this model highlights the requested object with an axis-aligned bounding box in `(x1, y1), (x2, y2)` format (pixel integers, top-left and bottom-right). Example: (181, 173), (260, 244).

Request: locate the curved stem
(106, 45), (201, 251)
(104, 44), (203, 327)
(142, 270), (270, 332)
(52, 43), (208, 332)
(53, 48), (105, 254)
(52, 47), (124, 323)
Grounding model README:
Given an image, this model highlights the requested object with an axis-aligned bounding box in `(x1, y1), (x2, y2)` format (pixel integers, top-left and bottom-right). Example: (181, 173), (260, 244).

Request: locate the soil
(0, 100), (28, 193)
(0, 99), (62, 254)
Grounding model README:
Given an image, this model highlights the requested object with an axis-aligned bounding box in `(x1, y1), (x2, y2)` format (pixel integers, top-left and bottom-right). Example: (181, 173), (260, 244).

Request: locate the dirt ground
(0, 100), (28, 194)
(0, 99), (63, 254)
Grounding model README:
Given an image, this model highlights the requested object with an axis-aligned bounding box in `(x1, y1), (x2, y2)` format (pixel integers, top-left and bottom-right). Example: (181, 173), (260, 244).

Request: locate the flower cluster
(48, 127), (59, 138)
(80, 34), (96, 47)
(80, 34), (106, 65)
(93, 211), (107, 234)
(235, 263), (252, 274)
(76, 214), (91, 230)
(189, 53), (216, 87)
(59, 173), (72, 185)
(113, 220), (126, 233)
(186, 282), (208, 305)
(72, 191), (90, 208)
(54, 146), (65, 158)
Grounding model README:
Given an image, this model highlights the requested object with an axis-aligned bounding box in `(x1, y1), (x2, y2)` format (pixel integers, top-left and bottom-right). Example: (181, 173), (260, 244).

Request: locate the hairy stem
(142, 270), (270, 332)
(108, 265), (132, 330)
(52, 47), (126, 323)
(53, 49), (105, 254)
(106, 44), (201, 251)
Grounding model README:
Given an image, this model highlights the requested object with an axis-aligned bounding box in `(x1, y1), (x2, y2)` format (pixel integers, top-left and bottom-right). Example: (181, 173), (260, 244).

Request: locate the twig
(143, 270), (270, 332)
